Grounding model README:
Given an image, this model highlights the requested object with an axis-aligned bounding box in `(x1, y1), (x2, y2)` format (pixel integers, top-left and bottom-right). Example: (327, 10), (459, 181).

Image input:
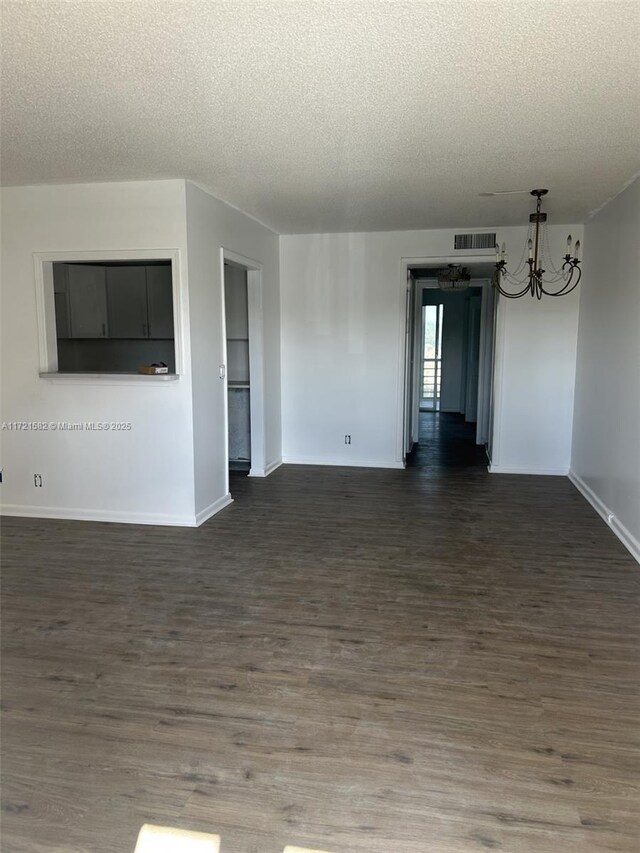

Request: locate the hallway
(407, 411), (487, 472)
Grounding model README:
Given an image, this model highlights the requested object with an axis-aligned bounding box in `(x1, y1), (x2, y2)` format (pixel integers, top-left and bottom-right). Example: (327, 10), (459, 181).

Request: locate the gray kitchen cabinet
(54, 292), (71, 339)
(146, 265), (174, 339)
(53, 264), (70, 339)
(106, 266), (148, 338)
(67, 264), (108, 338)
(53, 261), (173, 343)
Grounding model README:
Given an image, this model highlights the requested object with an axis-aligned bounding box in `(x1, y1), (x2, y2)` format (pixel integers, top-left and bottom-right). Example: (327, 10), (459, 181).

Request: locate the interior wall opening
(34, 250), (183, 379)
(221, 248), (266, 498)
(224, 262), (251, 475)
(421, 302), (444, 411)
(403, 261), (497, 471)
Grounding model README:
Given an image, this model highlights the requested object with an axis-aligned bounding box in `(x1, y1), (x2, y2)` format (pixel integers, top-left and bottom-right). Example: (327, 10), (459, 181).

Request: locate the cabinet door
(67, 265), (108, 338)
(106, 266), (148, 338)
(146, 265), (174, 339)
(52, 264), (70, 339)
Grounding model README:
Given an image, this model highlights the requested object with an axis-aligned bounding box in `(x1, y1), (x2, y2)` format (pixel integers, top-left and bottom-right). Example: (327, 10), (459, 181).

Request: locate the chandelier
(438, 264), (470, 292)
(492, 189), (582, 299)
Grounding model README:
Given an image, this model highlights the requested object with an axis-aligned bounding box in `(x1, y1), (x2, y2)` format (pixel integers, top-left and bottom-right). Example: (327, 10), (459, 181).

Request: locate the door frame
(403, 272), (417, 456)
(397, 256), (503, 466)
(464, 290), (483, 424)
(413, 281), (446, 422)
(476, 280), (496, 445)
(221, 248), (266, 485)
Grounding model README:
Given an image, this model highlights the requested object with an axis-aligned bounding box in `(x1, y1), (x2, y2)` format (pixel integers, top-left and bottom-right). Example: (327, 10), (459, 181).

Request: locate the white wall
(0, 181), (196, 524)
(185, 182), (281, 518)
(489, 227), (582, 475)
(570, 178), (640, 561)
(280, 225), (581, 471)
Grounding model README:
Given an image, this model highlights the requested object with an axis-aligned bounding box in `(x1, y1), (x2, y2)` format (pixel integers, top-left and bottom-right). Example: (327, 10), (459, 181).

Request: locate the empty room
(1, 2), (639, 852)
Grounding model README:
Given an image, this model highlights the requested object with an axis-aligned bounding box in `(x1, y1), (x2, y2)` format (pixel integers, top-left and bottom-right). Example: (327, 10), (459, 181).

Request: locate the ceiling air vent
(454, 232), (496, 251)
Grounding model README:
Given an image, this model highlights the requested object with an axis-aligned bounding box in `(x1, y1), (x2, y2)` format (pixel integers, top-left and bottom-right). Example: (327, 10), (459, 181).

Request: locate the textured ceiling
(2, 0), (639, 233)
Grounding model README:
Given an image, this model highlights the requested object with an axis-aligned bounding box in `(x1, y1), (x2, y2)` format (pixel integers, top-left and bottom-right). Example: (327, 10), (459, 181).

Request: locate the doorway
(402, 261), (497, 470)
(420, 302), (444, 410)
(224, 263), (251, 473)
(221, 249), (266, 494)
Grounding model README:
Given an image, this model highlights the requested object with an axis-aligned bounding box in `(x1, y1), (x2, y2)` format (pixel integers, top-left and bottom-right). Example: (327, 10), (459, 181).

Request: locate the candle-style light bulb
(501, 242), (506, 261)
(495, 243), (501, 262)
(566, 234), (572, 253)
(528, 238), (533, 259)
(574, 240), (580, 259)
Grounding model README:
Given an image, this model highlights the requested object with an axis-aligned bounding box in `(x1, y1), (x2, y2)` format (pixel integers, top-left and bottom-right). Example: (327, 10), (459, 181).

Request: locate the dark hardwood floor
(407, 411), (488, 471)
(2, 435), (639, 852)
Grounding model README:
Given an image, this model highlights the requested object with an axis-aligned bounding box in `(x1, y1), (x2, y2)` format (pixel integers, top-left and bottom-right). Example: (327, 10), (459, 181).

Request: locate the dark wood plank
(1, 449), (639, 852)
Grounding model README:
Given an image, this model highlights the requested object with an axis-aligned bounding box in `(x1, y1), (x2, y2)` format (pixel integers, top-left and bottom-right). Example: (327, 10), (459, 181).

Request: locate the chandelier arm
(492, 277), (533, 299)
(542, 263), (582, 296)
(495, 286), (534, 298)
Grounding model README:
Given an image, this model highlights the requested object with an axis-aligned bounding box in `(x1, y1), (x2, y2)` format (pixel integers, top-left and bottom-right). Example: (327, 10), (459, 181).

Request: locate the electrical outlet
(33, 473), (43, 487)
(344, 435), (351, 445)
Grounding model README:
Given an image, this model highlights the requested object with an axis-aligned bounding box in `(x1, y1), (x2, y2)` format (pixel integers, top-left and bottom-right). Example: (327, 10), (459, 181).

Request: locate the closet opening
(224, 263), (251, 474)
(221, 249), (266, 493)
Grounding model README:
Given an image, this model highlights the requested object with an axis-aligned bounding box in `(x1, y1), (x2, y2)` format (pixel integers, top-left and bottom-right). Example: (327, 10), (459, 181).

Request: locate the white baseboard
(569, 471), (640, 564)
(195, 493), (233, 526)
(488, 465), (569, 476)
(0, 503), (199, 527)
(282, 456), (405, 470)
(264, 457), (283, 476)
(249, 458), (282, 478)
